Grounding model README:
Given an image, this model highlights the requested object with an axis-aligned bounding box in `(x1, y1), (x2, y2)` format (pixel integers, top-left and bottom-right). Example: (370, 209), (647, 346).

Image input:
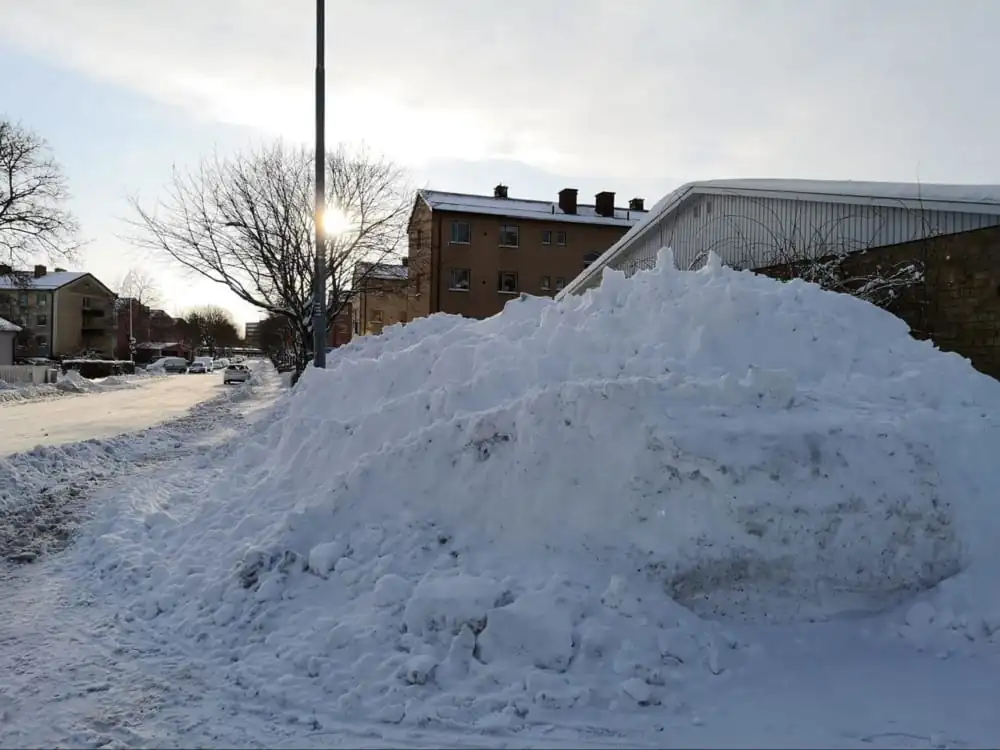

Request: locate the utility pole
(312, 0), (328, 369)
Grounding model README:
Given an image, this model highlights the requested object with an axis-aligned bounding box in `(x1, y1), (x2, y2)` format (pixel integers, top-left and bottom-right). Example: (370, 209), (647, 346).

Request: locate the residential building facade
(0, 265), (117, 359)
(0, 317), (19, 366)
(406, 185), (648, 321)
(354, 261), (409, 336)
(244, 320), (261, 348)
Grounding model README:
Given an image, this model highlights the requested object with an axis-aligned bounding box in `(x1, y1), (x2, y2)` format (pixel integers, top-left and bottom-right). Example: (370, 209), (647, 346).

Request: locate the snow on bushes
(78, 249), (1000, 730)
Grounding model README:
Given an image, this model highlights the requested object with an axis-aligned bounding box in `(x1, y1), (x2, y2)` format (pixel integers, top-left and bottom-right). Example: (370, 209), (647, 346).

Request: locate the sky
(1, 0), (998, 328)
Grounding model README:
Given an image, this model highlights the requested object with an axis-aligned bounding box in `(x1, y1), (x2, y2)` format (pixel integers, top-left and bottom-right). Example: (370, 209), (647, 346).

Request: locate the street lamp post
(312, 0), (328, 369)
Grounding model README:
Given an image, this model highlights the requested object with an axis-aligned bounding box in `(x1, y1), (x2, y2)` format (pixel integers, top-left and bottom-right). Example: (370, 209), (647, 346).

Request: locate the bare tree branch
(115, 266), (161, 308)
(0, 118), (80, 268)
(126, 141), (413, 373)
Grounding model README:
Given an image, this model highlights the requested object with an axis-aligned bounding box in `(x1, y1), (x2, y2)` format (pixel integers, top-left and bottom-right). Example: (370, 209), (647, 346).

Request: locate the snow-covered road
(0, 374), (225, 456)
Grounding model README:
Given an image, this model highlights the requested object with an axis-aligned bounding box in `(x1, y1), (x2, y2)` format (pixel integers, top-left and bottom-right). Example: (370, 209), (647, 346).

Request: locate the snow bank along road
(0, 374), (225, 456)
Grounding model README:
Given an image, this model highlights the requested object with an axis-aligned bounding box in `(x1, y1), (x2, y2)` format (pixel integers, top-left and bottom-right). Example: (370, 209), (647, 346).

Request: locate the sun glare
(321, 208), (352, 237)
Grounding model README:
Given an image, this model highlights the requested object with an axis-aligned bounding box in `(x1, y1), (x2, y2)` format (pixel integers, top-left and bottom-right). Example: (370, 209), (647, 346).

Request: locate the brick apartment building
(405, 185), (648, 320)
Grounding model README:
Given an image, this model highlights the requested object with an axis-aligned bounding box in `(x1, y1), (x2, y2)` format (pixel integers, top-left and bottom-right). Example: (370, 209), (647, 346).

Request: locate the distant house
(0, 317), (20, 366)
(354, 261), (408, 337)
(0, 264), (117, 359)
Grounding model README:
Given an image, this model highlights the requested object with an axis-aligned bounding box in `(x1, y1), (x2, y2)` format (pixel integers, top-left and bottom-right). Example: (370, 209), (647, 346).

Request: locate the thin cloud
(2, 0), (999, 181)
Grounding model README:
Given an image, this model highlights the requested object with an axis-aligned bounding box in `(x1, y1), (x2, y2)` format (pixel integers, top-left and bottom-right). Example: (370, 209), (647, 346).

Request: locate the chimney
(33, 264), (46, 278)
(54, 267), (67, 273)
(595, 191), (616, 218)
(558, 188), (578, 215)
(494, 183), (509, 199)
(628, 197), (645, 212)
(401, 256), (409, 267)
(0, 264), (11, 276)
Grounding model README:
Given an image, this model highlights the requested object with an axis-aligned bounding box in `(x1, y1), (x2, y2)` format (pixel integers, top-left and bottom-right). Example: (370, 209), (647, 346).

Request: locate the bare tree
(257, 313), (296, 366)
(116, 266), (161, 308)
(627, 193), (935, 313)
(127, 141), (412, 374)
(0, 119), (80, 270)
(185, 305), (240, 355)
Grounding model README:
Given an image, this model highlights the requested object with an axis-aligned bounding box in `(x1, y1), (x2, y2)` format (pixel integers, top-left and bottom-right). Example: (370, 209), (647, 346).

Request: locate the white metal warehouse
(560, 179), (1000, 296)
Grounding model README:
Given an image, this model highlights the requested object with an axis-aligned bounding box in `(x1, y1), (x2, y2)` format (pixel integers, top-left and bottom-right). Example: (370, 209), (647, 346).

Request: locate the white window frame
(542, 230), (552, 245)
(497, 271), (519, 295)
(499, 224), (519, 248)
(448, 268), (471, 292)
(540, 276), (551, 292)
(450, 221), (471, 245)
(556, 231), (567, 246)
(555, 276), (566, 291)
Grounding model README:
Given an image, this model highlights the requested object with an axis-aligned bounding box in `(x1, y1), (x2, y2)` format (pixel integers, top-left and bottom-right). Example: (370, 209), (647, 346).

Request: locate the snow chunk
(402, 574), (506, 637)
(477, 590), (576, 672)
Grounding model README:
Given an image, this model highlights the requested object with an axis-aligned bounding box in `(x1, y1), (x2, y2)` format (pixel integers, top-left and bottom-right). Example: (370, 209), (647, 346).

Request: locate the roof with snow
(0, 270), (87, 290)
(562, 178), (1000, 295)
(0, 316), (21, 332)
(355, 261), (408, 282)
(419, 189), (647, 228)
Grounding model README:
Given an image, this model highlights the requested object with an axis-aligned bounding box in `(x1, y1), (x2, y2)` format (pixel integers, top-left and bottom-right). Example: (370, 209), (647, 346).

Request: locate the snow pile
(0, 370), (150, 404)
(81, 249), (1000, 730)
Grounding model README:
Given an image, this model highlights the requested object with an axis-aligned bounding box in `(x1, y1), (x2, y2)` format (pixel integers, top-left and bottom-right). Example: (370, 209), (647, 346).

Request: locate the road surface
(0, 374), (225, 456)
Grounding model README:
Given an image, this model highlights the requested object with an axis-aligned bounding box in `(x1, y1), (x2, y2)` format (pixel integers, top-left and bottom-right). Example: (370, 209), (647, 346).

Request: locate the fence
(0, 365), (60, 385)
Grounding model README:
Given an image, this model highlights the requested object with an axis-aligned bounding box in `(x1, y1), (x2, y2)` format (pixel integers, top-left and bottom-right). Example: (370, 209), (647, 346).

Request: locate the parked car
(188, 361), (210, 374)
(213, 358), (230, 371)
(223, 363), (251, 384)
(147, 356), (188, 374)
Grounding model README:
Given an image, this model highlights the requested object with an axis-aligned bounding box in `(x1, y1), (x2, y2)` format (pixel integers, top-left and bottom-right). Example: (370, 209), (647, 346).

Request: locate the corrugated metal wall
(604, 194), (1000, 282)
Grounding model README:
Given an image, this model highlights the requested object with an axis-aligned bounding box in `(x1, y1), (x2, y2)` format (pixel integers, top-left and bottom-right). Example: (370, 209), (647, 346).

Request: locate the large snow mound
(82, 250), (1000, 728)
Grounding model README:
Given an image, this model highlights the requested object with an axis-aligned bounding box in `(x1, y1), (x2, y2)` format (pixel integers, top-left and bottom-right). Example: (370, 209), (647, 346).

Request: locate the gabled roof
(0, 316), (21, 333)
(419, 189), (647, 228)
(0, 270), (87, 291)
(562, 178), (1000, 295)
(355, 261), (408, 281)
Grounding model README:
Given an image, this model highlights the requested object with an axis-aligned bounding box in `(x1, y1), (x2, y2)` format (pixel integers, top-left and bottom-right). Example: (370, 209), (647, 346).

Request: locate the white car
(187, 361), (210, 374)
(223, 363), (251, 384)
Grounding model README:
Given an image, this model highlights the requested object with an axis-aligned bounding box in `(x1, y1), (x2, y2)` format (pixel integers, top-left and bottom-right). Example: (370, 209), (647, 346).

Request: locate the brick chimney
(558, 188), (578, 215)
(0, 264), (11, 276)
(33, 264), (46, 278)
(629, 197), (645, 211)
(494, 183), (509, 199)
(595, 191), (616, 218)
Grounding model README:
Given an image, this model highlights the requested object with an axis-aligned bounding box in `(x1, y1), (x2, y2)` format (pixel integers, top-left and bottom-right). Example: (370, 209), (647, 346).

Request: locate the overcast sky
(1, 0), (997, 325)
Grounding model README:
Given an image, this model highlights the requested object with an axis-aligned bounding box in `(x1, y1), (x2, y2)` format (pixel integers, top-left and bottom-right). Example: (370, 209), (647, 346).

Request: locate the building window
(542, 230), (552, 245)
(499, 224), (519, 248)
(451, 221), (471, 244)
(34, 335), (48, 348)
(540, 276), (551, 292)
(556, 231), (567, 246)
(18, 293), (27, 306)
(693, 205), (700, 219)
(449, 268), (471, 291)
(82, 296), (92, 309)
(583, 251), (601, 269)
(36, 294), (46, 305)
(371, 309), (383, 323)
(706, 200), (713, 214)
(555, 277), (566, 291)
(498, 271), (518, 294)
(35, 313), (47, 326)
